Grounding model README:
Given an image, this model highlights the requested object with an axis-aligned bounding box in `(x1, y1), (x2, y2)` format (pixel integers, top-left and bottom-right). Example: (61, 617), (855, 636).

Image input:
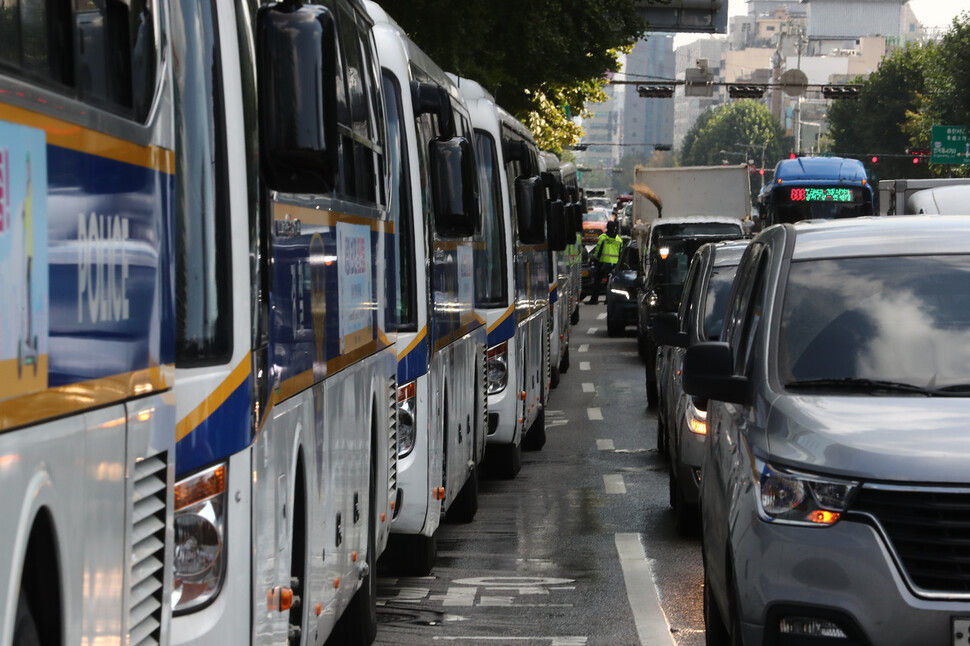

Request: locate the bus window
(475, 130), (508, 307)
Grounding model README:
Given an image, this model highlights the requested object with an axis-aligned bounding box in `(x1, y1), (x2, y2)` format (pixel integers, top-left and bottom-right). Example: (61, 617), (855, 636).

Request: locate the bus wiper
(784, 378), (933, 395)
(930, 384), (970, 395)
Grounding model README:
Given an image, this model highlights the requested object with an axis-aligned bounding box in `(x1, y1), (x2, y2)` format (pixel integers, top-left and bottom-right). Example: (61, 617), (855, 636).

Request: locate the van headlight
(756, 459), (857, 526)
(487, 341), (508, 394)
(398, 380), (417, 458)
(173, 463), (227, 612)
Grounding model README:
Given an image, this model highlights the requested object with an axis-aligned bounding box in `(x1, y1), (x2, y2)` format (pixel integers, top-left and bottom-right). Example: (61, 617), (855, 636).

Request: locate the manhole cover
(377, 605), (446, 627)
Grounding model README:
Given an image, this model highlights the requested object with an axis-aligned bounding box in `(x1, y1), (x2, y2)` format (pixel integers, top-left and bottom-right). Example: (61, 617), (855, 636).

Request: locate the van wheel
(447, 465), (478, 523)
(13, 586), (40, 646)
(703, 568), (730, 646)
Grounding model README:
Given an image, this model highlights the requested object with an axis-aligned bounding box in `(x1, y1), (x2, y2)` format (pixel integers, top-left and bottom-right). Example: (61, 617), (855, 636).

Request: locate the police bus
(1, 1), (398, 645)
(456, 78), (562, 477)
(368, 2), (487, 577)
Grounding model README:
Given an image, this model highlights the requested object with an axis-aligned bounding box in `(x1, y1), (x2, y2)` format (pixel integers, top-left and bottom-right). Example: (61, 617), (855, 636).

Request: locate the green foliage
(828, 13), (970, 179)
(679, 101), (788, 170)
(379, 0), (646, 149)
(827, 42), (934, 180)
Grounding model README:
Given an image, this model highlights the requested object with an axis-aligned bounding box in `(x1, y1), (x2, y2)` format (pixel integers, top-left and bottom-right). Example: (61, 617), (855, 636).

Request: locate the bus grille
(387, 374), (398, 501)
(129, 453), (168, 646)
(852, 485), (970, 595)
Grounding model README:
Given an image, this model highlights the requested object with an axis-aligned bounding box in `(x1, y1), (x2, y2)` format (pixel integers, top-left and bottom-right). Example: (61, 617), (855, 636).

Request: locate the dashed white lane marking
(587, 407), (603, 421)
(614, 533), (676, 646)
(597, 439), (615, 450)
(597, 312), (607, 320)
(578, 344), (589, 353)
(603, 474), (626, 494)
(587, 327), (598, 334)
(582, 383), (595, 393)
(579, 361), (591, 371)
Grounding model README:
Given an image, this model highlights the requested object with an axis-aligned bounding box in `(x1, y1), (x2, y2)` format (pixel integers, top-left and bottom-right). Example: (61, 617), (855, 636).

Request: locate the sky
(673, 0), (970, 47)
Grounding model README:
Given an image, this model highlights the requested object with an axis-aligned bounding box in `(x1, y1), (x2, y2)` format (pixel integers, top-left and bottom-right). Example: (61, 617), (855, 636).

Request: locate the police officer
(588, 219), (622, 304)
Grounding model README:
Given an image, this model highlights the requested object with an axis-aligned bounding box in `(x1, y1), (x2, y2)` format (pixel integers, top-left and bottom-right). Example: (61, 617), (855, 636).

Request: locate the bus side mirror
(412, 81), (455, 139)
(547, 199), (567, 251)
(430, 137), (479, 238)
(515, 176), (546, 244)
(257, 2), (339, 193)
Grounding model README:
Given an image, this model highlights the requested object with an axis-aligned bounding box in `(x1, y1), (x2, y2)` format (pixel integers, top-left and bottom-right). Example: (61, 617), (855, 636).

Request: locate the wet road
(375, 303), (705, 646)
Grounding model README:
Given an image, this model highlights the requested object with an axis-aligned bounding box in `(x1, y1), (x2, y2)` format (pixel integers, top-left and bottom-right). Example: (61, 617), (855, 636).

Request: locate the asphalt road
(374, 302), (706, 646)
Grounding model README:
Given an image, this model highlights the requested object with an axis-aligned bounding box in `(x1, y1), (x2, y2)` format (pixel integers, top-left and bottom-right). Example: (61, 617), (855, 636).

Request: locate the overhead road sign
(634, 0), (728, 34)
(931, 125), (969, 165)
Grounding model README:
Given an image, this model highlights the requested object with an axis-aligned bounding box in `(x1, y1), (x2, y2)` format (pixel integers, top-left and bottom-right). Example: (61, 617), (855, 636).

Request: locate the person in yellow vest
(588, 219), (622, 304)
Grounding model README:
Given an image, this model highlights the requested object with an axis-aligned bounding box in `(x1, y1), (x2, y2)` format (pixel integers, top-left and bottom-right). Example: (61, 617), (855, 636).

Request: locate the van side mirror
(505, 139), (535, 175)
(412, 81), (455, 139)
(515, 176), (546, 244)
(651, 312), (688, 348)
(547, 199), (567, 251)
(257, 2), (339, 193)
(430, 137), (479, 237)
(682, 342), (749, 404)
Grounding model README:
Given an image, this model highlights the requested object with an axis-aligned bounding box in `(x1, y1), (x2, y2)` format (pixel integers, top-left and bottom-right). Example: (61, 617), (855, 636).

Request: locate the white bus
(455, 78), (562, 478)
(170, 1), (396, 645)
(367, 3), (487, 576)
(0, 2), (176, 644)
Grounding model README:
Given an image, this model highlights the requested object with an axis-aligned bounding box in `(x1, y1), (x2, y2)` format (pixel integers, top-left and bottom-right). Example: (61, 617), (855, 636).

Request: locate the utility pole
(793, 25), (807, 153)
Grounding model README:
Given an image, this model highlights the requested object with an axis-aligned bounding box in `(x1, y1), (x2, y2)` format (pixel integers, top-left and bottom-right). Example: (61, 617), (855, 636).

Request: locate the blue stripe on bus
(176, 376), (252, 476)
(397, 335), (429, 384)
(487, 313), (515, 347)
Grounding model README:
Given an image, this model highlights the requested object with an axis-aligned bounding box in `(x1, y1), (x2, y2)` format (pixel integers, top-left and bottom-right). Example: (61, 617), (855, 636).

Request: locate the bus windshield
(770, 184), (872, 223)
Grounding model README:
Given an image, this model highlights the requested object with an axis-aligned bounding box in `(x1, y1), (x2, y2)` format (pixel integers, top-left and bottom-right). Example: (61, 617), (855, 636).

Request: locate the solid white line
(578, 344), (589, 353)
(597, 312), (607, 320)
(614, 533), (676, 646)
(597, 439), (615, 450)
(579, 361), (591, 371)
(582, 383), (595, 393)
(587, 407), (603, 421)
(587, 327), (598, 335)
(603, 474), (626, 494)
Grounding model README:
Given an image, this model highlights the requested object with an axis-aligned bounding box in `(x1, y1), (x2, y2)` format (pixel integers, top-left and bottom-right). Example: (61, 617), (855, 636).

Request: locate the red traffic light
(789, 153), (797, 159)
(912, 157), (920, 164)
(871, 156), (878, 163)
(759, 169), (765, 176)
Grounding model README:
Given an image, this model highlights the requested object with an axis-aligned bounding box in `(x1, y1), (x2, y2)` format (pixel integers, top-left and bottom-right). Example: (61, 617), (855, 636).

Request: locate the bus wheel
(447, 464), (478, 523)
(571, 306), (579, 325)
(550, 364), (561, 389)
(487, 440), (521, 480)
(560, 345), (570, 374)
(522, 407), (546, 451)
(384, 531), (437, 577)
(13, 586), (40, 646)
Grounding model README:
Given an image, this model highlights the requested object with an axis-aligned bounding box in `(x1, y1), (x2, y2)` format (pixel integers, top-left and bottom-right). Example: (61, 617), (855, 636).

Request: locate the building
(620, 34), (676, 161)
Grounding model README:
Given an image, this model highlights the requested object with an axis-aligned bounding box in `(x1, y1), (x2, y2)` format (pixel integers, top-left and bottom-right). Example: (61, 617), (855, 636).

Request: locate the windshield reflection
(779, 255), (970, 391)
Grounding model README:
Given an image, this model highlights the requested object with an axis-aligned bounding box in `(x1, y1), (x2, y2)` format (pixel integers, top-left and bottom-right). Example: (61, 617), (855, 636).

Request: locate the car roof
(788, 215), (970, 260)
(710, 239), (751, 267)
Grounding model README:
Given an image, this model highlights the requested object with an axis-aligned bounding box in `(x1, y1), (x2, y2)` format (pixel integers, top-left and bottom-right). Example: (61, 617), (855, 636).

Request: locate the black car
(605, 240), (639, 336)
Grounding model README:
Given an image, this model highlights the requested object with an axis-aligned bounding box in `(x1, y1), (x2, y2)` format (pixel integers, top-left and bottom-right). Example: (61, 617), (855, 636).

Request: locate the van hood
(766, 395), (970, 483)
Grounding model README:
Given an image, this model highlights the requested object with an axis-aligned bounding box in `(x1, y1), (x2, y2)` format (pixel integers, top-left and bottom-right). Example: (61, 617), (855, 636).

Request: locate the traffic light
(653, 143), (672, 151)
(637, 84), (675, 98)
(871, 156), (878, 164)
(727, 83), (766, 99)
(789, 152), (797, 159)
(821, 85), (861, 99)
(905, 147), (930, 164)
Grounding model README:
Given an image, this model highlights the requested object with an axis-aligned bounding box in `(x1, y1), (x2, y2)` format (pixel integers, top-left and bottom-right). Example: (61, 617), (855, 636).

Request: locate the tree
(679, 101), (788, 170)
(827, 42), (934, 181)
(380, 0), (646, 151)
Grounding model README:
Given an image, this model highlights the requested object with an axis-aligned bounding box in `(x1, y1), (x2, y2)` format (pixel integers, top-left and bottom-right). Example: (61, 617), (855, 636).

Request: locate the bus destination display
(788, 187), (859, 203)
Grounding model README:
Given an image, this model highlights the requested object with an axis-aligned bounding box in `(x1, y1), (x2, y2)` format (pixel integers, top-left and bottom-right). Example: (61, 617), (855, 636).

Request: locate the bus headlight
(398, 380), (417, 458)
(487, 341), (509, 395)
(172, 463), (227, 613)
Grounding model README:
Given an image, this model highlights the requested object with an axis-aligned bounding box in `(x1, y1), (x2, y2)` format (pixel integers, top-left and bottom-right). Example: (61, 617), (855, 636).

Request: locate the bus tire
(487, 440), (521, 480)
(383, 531), (437, 577)
(560, 345), (570, 374)
(13, 587), (40, 646)
(447, 465), (478, 524)
(522, 407), (546, 451)
(571, 306), (579, 325)
(550, 364), (561, 389)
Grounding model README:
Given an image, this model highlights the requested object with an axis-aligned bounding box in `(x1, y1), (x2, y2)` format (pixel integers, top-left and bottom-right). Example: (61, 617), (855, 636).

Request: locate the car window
(722, 244), (765, 369)
(733, 249), (769, 376)
(677, 253), (704, 334)
(702, 264), (741, 340)
(618, 246), (639, 271)
(779, 254), (970, 389)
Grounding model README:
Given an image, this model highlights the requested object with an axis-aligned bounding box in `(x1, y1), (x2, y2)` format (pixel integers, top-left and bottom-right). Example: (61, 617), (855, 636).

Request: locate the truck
(756, 156), (874, 225)
(630, 164), (751, 250)
(878, 178), (970, 215)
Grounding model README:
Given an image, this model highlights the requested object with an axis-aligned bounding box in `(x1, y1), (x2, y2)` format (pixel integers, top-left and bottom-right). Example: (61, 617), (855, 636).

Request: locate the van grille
(851, 485), (970, 596)
(129, 453), (168, 646)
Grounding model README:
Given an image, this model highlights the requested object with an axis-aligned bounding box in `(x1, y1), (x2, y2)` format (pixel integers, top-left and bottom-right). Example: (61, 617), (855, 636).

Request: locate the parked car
(651, 239), (749, 535)
(684, 216), (970, 646)
(636, 216), (744, 407)
(581, 207), (611, 245)
(605, 239), (639, 336)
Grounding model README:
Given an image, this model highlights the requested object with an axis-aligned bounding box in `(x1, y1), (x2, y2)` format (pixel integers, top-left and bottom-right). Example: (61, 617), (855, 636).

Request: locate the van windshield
(779, 255), (970, 392)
